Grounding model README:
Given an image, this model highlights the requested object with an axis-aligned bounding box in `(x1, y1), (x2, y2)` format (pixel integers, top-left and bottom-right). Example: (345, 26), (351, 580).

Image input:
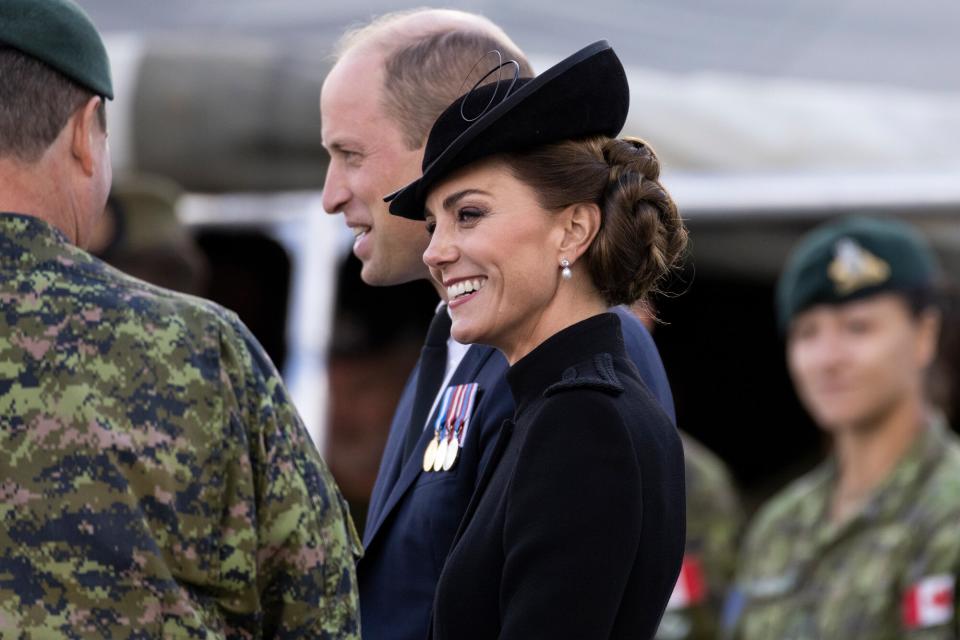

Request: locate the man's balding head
(335, 9), (517, 58)
(334, 8), (533, 149)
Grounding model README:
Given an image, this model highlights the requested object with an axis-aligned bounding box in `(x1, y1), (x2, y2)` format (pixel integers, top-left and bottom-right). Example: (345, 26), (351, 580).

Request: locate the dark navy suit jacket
(358, 306), (674, 640)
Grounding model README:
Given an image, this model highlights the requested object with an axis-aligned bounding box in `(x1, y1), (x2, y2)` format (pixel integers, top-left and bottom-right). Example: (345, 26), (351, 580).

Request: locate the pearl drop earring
(560, 258), (572, 280)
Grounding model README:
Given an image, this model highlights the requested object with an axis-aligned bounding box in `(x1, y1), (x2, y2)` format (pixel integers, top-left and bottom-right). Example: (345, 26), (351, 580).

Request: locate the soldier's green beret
(0, 0), (113, 99)
(776, 216), (938, 331)
(108, 173), (185, 252)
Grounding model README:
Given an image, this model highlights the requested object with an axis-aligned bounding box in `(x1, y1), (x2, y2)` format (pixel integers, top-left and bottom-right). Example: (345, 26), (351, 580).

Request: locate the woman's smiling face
(423, 159), (567, 356)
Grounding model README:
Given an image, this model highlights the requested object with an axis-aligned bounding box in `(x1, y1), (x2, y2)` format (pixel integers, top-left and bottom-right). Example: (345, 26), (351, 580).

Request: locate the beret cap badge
(777, 217), (939, 332)
(828, 238), (891, 295)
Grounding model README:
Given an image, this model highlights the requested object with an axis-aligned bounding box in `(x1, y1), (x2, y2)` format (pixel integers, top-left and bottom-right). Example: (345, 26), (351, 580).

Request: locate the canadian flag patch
(902, 574), (955, 629)
(666, 554), (707, 610)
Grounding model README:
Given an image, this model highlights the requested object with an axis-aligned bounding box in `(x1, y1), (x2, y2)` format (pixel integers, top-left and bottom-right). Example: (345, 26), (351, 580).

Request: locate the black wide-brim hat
(386, 40), (629, 220)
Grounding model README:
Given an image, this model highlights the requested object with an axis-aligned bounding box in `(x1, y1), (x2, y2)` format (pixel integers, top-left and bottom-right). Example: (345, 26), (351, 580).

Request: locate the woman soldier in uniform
(725, 217), (960, 639)
(386, 41), (688, 639)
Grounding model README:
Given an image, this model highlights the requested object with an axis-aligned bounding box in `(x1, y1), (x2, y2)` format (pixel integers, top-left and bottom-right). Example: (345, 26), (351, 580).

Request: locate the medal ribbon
(455, 383), (479, 446)
(445, 384), (467, 443)
(433, 383), (480, 450)
(433, 387), (454, 441)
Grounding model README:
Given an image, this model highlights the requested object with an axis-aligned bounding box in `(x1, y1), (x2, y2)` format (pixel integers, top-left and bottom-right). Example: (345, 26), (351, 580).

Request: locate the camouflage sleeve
(719, 493), (789, 640)
(218, 313), (362, 639)
(696, 462), (744, 599)
(658, 439), (744, 640)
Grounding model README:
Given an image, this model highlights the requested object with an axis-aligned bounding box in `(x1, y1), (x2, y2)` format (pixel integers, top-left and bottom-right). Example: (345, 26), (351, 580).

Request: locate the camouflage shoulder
(743, 462), (831, 547)
(88, 260), (289, 425)
(86, 257), (242, 333)
(933, 427), (960, 473)
(910, 429), (960, 526)
(681, 431), (741, 512)
(897, 435), (960, 603)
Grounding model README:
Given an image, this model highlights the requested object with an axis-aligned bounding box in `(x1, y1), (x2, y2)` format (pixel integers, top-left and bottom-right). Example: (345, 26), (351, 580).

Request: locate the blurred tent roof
(85, 0), (960, 198)
(78, 0), (960, 93)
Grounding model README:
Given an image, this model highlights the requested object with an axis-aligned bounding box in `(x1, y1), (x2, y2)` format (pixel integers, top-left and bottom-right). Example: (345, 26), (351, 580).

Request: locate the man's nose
(321, 162), (350, 214)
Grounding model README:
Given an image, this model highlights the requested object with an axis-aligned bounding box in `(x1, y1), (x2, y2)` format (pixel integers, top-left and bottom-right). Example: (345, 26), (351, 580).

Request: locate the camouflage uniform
(724, 415), (960, 639)
(0, 213), (362, 638)
(657, 433), (743, 640)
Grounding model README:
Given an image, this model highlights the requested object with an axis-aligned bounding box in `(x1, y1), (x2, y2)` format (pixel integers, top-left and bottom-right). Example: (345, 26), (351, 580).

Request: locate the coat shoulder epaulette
(545, 352), (624, 397)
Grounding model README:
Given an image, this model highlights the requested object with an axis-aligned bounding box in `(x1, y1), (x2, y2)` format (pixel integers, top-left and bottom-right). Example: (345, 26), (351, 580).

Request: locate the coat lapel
(363, 344), (498, 548)
(363, 371), (417, 546)
(448, 417), (514, 552)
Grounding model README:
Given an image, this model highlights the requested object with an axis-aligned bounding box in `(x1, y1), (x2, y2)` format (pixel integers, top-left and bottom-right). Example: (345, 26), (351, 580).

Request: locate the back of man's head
(0, 0), (112, 163)
(0, 49), (106, 163)
(336, 8), (534, 150)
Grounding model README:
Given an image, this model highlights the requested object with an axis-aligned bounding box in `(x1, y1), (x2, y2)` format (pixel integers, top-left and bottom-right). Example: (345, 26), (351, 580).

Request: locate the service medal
(442, 434), (459, 471)
(425, 387), (456, 473)
(433, 438), (448, 472)
(422, 436), (439, 472)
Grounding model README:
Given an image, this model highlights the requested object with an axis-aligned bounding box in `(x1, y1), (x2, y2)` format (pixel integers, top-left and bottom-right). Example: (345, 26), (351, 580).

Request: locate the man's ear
(557, 202), (601, 263)
(70, 96), (103, 176)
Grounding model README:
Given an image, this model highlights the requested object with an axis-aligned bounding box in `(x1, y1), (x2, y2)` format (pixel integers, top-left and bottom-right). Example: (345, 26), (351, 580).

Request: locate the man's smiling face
(321, 48), (429, 286)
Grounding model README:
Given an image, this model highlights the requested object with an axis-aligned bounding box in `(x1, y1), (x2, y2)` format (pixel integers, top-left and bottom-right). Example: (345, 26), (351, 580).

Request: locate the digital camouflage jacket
(0, 213), (361, 638)
(725, 415), (960, 640)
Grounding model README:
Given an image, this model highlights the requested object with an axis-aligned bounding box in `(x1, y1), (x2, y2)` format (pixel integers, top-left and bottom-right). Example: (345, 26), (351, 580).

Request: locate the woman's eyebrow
(443, 188), (491, 211)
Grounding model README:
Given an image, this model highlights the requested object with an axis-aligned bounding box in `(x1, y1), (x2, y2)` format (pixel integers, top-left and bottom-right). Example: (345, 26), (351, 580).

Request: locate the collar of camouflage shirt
(800, 413), (947, 552)
(0, 212), (89, 270)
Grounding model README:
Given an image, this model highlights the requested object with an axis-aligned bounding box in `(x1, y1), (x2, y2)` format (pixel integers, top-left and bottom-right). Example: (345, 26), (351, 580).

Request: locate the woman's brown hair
(504, 135), (687, 306)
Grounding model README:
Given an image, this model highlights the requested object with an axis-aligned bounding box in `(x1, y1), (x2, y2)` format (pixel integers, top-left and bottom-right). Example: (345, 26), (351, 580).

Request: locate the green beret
(0, 0), (113, 99)
(776, 216), (938, 331)
(108, 174), (186, 252)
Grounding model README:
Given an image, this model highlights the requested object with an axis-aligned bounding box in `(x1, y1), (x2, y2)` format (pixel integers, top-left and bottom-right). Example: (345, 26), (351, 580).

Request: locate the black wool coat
(431, 313), (686, 639)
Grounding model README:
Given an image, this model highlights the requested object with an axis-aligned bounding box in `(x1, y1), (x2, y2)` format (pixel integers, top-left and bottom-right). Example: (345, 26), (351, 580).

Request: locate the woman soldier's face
(786, 293), (939, 433)
(423, 159), (567, 357)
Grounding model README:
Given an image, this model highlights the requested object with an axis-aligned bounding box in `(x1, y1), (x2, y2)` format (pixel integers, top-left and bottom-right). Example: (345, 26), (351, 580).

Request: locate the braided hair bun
(505, 135), (687, 306)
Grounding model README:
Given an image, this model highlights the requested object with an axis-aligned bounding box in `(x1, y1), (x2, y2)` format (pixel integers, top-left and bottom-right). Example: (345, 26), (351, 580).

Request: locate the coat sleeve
(499, 392), (644, 639)
(220, 315), (362, 639)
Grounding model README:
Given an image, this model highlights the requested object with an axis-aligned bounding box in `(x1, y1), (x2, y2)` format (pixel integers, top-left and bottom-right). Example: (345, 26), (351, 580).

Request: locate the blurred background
(76, 0), (960, 526)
